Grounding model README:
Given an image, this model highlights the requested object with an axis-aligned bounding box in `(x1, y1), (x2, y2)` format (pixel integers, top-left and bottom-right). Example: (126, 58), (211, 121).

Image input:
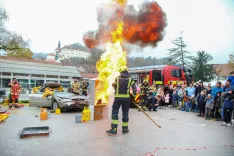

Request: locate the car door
(29, 91), (52, 107)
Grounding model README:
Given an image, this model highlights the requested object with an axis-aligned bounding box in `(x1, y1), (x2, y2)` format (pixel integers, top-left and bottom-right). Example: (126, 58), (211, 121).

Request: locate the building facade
(0, 56), (82, 90)
(46, 41), (91, 61)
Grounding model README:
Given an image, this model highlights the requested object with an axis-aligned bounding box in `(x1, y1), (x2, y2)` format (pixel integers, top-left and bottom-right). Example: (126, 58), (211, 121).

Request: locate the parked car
(29, 83), (89, 111)
(0, 88), (6, 97)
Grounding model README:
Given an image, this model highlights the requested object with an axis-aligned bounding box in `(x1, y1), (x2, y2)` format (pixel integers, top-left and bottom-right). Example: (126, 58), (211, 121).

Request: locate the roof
(48, 53), (56, 56)
(80, 73), (98, 79)
(213, 64), (233, 77)
(0, 56), (82, 77)
(62, 43), (91, 53)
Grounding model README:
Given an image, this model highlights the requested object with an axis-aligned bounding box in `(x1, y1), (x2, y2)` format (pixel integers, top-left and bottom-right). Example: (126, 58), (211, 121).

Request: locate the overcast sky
(1, 0), (234, 63)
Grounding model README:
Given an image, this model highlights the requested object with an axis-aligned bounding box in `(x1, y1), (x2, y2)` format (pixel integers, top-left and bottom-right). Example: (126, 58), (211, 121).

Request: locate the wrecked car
(29, 83), (89, 111)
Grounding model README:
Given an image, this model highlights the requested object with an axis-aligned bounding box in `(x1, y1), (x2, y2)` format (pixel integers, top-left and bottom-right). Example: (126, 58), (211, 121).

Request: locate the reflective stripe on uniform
(127, 77), (132, 94)
(155, 81), (163, 84)
(112, 120), (118, 124)
(114, 94), (130, 98)
(116, 77), (119, 95)
(122, 122), (128, 127)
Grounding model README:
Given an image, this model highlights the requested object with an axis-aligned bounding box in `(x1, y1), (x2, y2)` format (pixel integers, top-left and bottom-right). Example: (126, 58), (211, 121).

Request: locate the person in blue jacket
(221, 87), (234, 127)
(211, 82), (224, 99)
(227, 71), (234, 87)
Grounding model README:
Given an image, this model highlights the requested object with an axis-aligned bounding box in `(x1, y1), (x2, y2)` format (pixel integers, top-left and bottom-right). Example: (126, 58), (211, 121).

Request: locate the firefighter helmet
(120, 66), (128, 72)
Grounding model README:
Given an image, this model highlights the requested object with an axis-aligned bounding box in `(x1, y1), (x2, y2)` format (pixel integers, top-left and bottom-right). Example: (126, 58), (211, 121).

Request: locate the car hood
(54, 92), (87, 100)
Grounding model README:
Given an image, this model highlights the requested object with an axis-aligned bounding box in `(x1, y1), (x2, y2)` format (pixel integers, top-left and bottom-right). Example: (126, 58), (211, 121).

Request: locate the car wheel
(52, 102), (59, 111)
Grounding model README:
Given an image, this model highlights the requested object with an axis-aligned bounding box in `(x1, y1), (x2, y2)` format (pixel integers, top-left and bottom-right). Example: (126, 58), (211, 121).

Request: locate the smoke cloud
(83, 1), (167, 49)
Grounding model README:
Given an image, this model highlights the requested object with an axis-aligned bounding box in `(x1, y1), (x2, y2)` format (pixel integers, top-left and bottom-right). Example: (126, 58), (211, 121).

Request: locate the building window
(46, 80), (58, 83)
(0, 78), (11, 88)
(60, 76), (69, 79)
(13, 73), (29, 77)
(1, 72), (11, 76)
(32, 74), (45, 78)
(18, 79), (29, 89)
(60, 81), (71, 88)
(171, 69), (182, 78)
(46, 75), (58, 78)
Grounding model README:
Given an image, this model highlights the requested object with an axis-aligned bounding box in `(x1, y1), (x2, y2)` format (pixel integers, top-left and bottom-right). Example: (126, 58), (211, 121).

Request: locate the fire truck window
(171, 69), (181, 78)
(153, 70), (161, 81)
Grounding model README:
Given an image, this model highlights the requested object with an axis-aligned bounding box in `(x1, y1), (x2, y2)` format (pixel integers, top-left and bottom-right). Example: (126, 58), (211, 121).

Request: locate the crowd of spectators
(148, 78), (234, 127)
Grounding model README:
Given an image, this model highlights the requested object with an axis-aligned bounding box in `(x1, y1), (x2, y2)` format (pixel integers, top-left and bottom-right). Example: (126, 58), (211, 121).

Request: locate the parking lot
(0, 105), (233, 156)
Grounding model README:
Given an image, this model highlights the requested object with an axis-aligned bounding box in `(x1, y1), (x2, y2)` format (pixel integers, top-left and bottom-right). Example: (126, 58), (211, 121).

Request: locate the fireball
(84, 0), (167, 104)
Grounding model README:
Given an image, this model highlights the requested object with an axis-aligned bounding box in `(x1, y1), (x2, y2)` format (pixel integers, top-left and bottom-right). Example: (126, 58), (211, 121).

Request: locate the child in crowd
(197, 90), (206, 117)
(183, 91), (189, 111)
(205, 94), (213, 120)
(165, 93), (170, 108)
(149, 95), (161, 111)
(206, 86), (212, 95)
(171, 90), (178, 108)
(177, 86), (184, 109)
(214, 92), (222, 121)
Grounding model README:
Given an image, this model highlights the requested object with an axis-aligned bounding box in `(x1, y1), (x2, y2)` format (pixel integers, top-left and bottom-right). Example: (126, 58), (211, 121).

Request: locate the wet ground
(0, 105), (233, 156)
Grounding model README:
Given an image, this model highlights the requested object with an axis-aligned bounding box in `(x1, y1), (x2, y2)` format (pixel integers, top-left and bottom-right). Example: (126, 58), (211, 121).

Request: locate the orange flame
(95, 1), (127, 104)
(85, 0), (167, 104)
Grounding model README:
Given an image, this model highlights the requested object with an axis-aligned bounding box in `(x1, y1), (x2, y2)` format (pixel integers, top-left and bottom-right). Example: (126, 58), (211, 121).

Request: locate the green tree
(167, 31), (192, 66)
(228, 54), (234, 70)
(0, 6), (32, 58)
(192, 50), (215, 82)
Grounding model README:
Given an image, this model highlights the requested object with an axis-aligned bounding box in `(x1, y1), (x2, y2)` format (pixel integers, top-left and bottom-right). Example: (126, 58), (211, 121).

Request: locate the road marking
(152, 116), (206, 127)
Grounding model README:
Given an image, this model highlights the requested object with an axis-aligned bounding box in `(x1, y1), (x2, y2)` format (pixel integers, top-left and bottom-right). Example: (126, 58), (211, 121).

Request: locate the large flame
(95, 1), (127, 104)
(85, 0), (167, 104)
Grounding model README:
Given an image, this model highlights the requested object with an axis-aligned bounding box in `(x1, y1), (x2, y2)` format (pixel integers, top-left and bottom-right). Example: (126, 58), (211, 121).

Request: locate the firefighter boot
(122, 127), (129, 134)
(106, 128), (117, 135)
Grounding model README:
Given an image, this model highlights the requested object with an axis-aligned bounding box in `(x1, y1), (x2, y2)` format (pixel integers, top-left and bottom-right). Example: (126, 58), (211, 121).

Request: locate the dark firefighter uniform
(106, 68), (136, 135)
(81, 82), (88, 96)
(139, 80), (150, 111)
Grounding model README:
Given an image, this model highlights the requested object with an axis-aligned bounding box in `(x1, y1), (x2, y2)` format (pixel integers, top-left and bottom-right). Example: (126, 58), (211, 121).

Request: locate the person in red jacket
(8, 78), (21, 108)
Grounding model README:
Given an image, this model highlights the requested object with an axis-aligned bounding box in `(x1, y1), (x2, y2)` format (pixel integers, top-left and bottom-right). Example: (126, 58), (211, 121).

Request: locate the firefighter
(139, 80), (150, 111)
(8, 78), (21, 108)
(106, 66), (136, 135)
(81, 80), (88, 96)
(71, 79), (80, 94)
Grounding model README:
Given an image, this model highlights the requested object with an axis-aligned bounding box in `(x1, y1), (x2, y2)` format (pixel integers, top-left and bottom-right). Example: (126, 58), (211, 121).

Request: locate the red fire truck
(128, 65), (193, 86)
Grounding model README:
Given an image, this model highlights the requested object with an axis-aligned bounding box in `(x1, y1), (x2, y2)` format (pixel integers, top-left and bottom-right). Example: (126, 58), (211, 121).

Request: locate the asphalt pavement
(0, 106), (233, 156)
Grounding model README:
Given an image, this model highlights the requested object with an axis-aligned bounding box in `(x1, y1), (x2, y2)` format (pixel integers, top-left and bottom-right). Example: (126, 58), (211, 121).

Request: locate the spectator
(177, 85), (184, 109)
(221, 88), (234, 127)
(149, 95), (160, 111)
(171, 90), (178, 108)
(195, 81), (204, 97)
(165, 93), (170, 108)
(211, 82), (223, 99)
(205, 94), (214, 120)
(187, 83), (195, 97)
(208, 82), (212, 88)
(168, 84), (174, 107)
(227, 71), (234, 87)
(223, 80), (231, 92)
(197, 90), (206, 117)
(214, 92), (222, 121)
(206, 86), (212, 95)
(211, 82), (224, 117)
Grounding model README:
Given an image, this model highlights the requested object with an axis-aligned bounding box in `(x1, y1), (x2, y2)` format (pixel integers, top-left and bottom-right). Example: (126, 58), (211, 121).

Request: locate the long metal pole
(132, 101), (161, 128)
